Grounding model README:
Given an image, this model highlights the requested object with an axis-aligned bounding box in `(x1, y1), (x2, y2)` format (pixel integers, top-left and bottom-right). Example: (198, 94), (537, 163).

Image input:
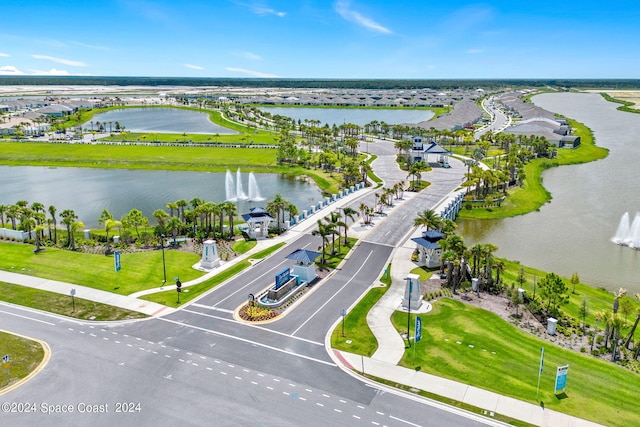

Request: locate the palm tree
(223, 202), (238, 239)
(326, 212), (344, 254)
(6, 205), (19, 230)
(0, 204), (7, 228)
(166, 202), (178, 218)
(48, 205), (57, 244)
(176, 199), (188, 223)
(341, 207), (358, 244)
(286, 203), (298, 223)
(623, 293), (640, 349)
(413, 209), (442, 232)
(167, 216), (182, 246)
(312, 220), (335, 264)
(153, 209), (169, 234)
(60, 209), (79, 250)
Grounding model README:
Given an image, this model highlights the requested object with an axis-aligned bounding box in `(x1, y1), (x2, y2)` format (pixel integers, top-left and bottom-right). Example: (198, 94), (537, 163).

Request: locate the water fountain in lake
(612, 212), (640, 248)
(248, 172), (265, 201)
(224, 169), (263, 202)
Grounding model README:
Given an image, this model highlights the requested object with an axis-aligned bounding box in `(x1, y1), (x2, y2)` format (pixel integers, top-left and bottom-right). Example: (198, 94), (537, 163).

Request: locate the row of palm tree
(311, 207), (359, 264)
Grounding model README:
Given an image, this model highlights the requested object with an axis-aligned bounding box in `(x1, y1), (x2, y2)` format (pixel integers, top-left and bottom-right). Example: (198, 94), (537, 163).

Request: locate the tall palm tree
(153, 209), (169, 234)
(223, 202), (238, 239)
(623, 293), (640, 349)
(0, 204), (7, 228)
(413, 209), (442, 232)
(326, 212), (344, 254)
(312, 220), (335, 264)
(166, 202), (178, 218)
(167, 216), (182, 246)
(592, 310), (606, 352)
(176, 199), (188, 223)
(6, 205), (19, 230)
(48, 205), (58, 244)
(60, 209), (79, 250)
(341, 207), (358, 244)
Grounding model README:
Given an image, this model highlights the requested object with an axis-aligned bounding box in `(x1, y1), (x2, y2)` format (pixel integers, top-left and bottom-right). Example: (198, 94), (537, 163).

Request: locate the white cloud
(70, 41), (111, 51)
(335, 1), (392, 34)
(233, 51), (263, 61)
(466, 49), (484, 54)
(0, 65), (24, 75)
(184, 64), (205, 70)
(248, 1), (286, 17)
(32, 54), (88, 67)
(0, 52), (10, 57)
(225, 67), (279, 78)
(30, 68), (72, 76)
(0, 66), (75, 76)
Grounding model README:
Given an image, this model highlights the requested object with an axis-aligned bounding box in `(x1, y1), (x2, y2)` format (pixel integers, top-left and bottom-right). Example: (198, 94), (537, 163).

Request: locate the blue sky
(1, 1), (638, 79)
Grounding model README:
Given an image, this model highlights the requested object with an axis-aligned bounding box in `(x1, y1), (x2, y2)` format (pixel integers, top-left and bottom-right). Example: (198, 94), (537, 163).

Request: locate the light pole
(161, 234), (167, 285)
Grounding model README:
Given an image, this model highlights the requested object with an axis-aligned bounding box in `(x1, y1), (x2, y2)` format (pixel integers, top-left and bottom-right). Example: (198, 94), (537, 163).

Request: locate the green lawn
(331, 265), (391, 356)
(0, 332), (45, 389)
(0, 282), (146, 321)
(141, 242), (285, 307)
(0, 241), (202, 295)
(458, 117), (608, 220)
(391, 298), (640, 427)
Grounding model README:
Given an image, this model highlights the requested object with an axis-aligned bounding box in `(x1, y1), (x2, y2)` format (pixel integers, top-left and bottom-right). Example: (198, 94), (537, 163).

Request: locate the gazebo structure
(411, 136), (451, 166)
(240, 207), (274, 239)
(285, 249), (322, 284)
(411, 230), (444, 268)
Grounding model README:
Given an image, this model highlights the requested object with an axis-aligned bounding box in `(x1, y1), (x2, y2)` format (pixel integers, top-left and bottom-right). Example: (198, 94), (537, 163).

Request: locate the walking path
(0, 184), (374, 317)
(328, 144), (605, 427)
(1, 136), (604, 426)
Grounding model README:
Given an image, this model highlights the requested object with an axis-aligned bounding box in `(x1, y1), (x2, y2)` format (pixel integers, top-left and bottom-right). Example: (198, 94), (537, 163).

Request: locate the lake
(0, 167), (323, 228)
(259, 107), (435, 127)
(459, 92), (640, 293)
(89, 108), (238, 134)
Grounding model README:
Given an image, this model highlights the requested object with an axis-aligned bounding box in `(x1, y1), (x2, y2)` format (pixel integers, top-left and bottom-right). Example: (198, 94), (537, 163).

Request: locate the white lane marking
(220, 371), (227, 375)
(389, 415), (421, 427)
(267, 386), (273, 390)
(251, 381), (258, 385)
(165, 355), (171, 358)
(316, 403), (324, 407)
(322, 394), (330, 398)
(181, 308), (324, 347)
(158, 317), (336, 367)
(206, 367), (213, 371)
(191, 303), (234, 313)
(352, 415), (361, 420)
(235, 376), (242, 380)
(299, 397), (306, 401)
(291, 250), (373, 336)
(115, 340), (120, 344)
(334, 409), (342, 413)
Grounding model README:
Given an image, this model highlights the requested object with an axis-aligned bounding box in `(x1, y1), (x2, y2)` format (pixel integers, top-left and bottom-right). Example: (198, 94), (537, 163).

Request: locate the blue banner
(114, 251), (121, 272)
(415, 317), (422, 342)
(275, 267), (290, 290)
(554, 365), (569, 394)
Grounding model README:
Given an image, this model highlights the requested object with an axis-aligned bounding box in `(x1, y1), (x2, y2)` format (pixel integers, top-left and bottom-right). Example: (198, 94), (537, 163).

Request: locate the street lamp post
(161, 234), (167, 285)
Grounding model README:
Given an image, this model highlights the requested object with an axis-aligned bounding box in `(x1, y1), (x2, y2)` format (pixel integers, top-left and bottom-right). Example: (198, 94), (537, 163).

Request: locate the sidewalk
(338, 166), (604, 426)
(0, 269), (171, 317)
(333, 350), (603, 427)
(0, 183), (374, 316)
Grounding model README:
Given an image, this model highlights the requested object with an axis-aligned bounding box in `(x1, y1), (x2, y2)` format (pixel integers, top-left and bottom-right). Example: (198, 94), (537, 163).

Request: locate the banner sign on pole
(554, 365), (569, 394)
(415, 317), (422, 343)
(114, 251), (121, 272)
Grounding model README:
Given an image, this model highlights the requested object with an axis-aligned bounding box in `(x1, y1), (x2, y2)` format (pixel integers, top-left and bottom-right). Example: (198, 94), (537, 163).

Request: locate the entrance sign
(275, 267), (291, 290)
(554, 365), (569, 394)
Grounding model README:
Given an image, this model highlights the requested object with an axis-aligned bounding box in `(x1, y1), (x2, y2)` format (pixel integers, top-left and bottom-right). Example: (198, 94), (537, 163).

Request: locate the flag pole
(537, 347), (544, 401)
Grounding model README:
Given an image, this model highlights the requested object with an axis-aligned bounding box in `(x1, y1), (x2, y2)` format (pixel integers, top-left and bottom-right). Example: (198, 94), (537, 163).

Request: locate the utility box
(547, 317), (558, 335)
(471, 278), (479, 292)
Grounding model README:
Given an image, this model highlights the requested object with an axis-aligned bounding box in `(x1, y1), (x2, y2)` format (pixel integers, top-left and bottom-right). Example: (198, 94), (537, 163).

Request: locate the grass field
(0, 331), (45, 390)
(458, 117), (608, 220)
(0, 241), (202, 295)
(331, 265), (392, 356)
(141, 242), (285, 307)
(391, 298), (640, 427)
(0, 282), (146, 321)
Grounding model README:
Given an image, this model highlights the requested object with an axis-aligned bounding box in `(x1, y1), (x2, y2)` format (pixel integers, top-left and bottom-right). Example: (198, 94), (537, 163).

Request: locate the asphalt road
(1, 139), (496, 426)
